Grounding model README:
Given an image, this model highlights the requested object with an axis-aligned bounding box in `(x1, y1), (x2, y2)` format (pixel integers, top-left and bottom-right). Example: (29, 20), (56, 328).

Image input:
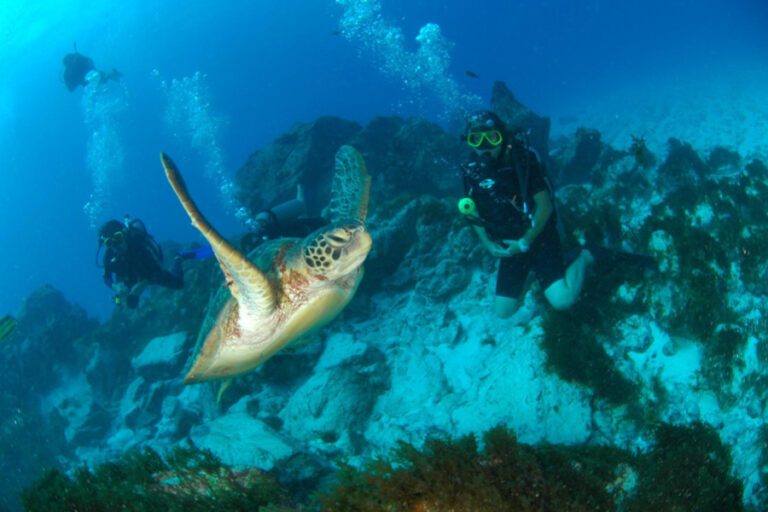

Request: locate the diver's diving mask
(467, 130), (503, 148)
(102, 230), (125, 248)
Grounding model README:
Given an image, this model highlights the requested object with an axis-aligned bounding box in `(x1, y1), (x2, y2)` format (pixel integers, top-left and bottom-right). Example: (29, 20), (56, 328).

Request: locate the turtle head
(302, 221), (372, 279)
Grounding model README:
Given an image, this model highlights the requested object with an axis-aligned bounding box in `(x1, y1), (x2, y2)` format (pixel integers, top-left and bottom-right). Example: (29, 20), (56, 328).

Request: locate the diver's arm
(103, 264), (117, 288)
(520, 190), (553, 247)
(111, 281), (128, 295)
(129, 281), (148, 297)
(103, 263), (127, 294)
(472, 224), (513, 258)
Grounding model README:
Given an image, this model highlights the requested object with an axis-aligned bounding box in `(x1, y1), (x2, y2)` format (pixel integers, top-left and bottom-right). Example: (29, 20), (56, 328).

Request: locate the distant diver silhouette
(62, 43), (122, 92)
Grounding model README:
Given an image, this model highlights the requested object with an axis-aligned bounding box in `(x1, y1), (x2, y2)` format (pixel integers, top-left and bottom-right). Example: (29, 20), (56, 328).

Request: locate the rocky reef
(3, 82), (768, 511)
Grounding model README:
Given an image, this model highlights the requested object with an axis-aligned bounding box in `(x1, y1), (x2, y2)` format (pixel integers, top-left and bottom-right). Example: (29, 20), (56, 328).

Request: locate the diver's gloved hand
(485, 239), (524, 258)
(500, 239), (527, 257)
(112, 282), (129, 297)
(111, 283), (130, 306)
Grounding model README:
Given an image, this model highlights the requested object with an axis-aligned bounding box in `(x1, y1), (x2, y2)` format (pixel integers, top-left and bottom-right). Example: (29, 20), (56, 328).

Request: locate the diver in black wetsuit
(95, 188), (326, 309)
(62, 43), (122, 92)
(460, 110), (654, 318)
(97, 217), (188, 309)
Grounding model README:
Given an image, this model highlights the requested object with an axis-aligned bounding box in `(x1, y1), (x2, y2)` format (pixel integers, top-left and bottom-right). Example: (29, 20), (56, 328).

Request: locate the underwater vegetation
(21, 423), (743, 511)
(626, 422), (744, 512)
(540, 303), (639, 406)
(641, 146), (768, 390)
(538, 201), (651, 407)
(21, 446), (290, 512)
(553, 135), (768, 406)
(310, 423), (742, 511)
(629, 135), (656, 170)
(312, 425), (616, 511)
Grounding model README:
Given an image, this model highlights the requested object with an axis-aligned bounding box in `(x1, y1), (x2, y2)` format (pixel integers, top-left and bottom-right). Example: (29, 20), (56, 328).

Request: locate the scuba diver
(459, 110), (655, 318)
(95, 188), (325, 308)
(97, 216), (190, 309)
(240, 185), (326, 253)
(61, 43), (122, 92)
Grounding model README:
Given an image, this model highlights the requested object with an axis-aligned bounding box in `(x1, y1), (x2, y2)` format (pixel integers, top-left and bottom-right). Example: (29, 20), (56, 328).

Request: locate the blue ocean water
(0, 0), (766, 321)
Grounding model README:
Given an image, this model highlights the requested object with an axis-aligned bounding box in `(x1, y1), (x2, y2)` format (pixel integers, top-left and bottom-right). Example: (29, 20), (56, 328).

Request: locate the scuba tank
(242, 192), (309, 253)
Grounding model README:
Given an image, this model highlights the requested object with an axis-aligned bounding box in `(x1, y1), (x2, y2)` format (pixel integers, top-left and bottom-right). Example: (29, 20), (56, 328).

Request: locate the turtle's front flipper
(328, 145), (371, 225)
(160, 153), (276, 323)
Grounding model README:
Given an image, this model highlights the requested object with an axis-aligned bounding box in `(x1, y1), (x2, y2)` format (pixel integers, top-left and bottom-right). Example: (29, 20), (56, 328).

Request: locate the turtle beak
(334, 225), (372, 276)
(348, 227), (372, 263)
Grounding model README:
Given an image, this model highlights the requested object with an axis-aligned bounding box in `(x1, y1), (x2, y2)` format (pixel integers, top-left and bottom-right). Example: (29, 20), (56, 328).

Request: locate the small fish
(465, 70), (479, 78)
(0, 314), (17, 346)
(332, 30), (342, 36)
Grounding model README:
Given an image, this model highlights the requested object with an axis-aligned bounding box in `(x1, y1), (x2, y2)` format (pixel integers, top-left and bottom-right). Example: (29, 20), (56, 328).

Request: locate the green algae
(627, 422), (744, 512)
(310, 422), (742, 512)
(20, 423), (745, 512)
(540, 306), (638, 406)
(21, 447), (289, 512)
(311, 425), (622, 512)
(629, 135), (656, 170)
(637, 159), (768, 389)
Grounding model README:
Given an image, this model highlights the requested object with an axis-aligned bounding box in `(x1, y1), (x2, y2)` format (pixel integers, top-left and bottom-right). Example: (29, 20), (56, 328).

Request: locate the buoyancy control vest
(462, 131), (565, 242)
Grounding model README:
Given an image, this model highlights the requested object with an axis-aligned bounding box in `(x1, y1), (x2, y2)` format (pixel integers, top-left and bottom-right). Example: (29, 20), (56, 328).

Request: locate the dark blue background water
(1, 0), (766, 320)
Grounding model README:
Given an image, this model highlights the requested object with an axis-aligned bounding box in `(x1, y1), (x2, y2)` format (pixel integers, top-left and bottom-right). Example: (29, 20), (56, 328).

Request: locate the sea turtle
(160, 145), (372, 384)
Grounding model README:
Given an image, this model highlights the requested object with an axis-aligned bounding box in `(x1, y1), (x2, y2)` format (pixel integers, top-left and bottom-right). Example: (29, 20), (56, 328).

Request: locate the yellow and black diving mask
(102, 230), (125, 248)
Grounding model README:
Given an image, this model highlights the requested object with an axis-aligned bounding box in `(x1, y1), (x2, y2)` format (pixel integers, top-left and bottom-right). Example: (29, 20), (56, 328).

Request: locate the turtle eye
(327, 230), (350, 246)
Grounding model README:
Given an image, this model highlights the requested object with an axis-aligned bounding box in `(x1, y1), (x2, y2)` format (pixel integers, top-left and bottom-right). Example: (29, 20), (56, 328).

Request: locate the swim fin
(585, 244), (658, 271)
(177, 246), (214, 260)
(0, 314), (17, 345)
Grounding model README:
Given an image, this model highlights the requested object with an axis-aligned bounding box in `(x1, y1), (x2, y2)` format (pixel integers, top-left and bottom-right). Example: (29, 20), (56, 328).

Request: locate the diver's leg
(495, 296), (519, 318)
(543, 249), (593, 310)
(125, 281), (149, 309)
(494, 255), (529, 319)
(152, 258), (185, 290)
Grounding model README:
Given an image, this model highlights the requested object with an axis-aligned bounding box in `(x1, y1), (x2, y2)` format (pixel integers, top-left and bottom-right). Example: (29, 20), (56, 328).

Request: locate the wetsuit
(103, 220), (183, 306)
(462, 141), (564, 298)
(62, 52), (95, 92)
